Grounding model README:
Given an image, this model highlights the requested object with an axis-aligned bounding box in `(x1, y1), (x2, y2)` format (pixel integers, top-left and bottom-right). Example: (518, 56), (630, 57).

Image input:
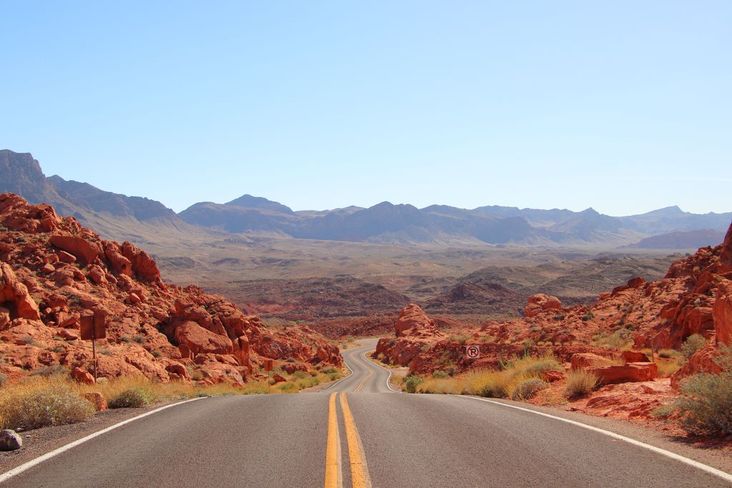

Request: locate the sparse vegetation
(109, 388), (152, 408)
(681, 334), (706, 359)
(654, 349), (685, 377)
(663, 347), (732, 436)
(564, 370), (598, 399)
(0, 377), (94, 430)
(413, 354), (561, 401)
(404, 375), (423, 393)
(511, 378), (549, 401)
(593, 328), (633, 350)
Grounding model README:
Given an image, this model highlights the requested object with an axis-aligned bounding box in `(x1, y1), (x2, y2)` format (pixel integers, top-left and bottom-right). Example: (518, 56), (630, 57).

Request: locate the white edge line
(362, 349), (398, 393)
(0, 397), (205, 484)
(464, 396), (732, 483)
(324, 351), (354, 391)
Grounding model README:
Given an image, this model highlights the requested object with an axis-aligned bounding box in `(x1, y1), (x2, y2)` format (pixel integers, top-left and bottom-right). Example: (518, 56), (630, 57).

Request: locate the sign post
(80, 310), (107, 383)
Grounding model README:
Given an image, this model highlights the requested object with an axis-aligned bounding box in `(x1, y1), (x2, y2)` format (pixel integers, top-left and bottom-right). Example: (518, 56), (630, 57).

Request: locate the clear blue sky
(1, 1), (730, 215)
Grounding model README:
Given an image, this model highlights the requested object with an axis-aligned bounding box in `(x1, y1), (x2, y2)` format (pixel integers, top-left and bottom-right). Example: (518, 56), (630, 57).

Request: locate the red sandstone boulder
(0, 263), (40, 320)
(524, 294), (562, 318)
(592, 362), (658, 385)
(83, 392), (108, 411)
(570, 352), (615, 370)
(175, 321), (233, 357)
(621, 350), (651, 363)
(49, 235), (100, 265)
(71, 367), (95, 385)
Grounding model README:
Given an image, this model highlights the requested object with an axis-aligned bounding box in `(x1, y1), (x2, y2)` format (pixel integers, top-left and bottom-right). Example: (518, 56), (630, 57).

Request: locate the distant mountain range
(1, 149), (730, 248)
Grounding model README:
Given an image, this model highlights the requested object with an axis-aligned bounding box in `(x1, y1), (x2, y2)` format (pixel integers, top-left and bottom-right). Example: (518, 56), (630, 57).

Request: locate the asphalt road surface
(2, 339), (730, 487)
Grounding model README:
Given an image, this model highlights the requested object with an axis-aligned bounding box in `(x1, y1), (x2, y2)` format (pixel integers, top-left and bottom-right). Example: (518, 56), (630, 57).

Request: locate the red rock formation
(0, 193), (341, 385)
(395, 303), (438, 337)
(524, 294), (562, 318)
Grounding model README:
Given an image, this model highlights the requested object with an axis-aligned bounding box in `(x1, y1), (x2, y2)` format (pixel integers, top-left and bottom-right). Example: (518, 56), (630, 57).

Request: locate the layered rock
(524, 294), (562, 318)
(0, 193), (341, 385)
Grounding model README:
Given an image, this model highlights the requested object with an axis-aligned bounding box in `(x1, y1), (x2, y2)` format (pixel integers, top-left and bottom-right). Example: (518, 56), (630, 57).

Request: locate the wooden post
(92, 326), (97, 383)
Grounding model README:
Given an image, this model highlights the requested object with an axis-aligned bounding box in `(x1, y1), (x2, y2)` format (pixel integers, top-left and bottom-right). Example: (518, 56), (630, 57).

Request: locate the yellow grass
(416, 355), (561, 400)
(0, 368), (343, 431)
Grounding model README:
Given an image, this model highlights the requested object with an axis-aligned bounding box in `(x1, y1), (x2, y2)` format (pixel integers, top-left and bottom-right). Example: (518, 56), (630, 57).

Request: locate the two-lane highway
(2, 339), (730, 487)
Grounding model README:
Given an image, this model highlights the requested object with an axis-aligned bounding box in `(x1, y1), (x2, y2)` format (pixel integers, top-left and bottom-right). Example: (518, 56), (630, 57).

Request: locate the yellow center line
(353, 352), (375, 392)
(339, 393), (372, 488)
(324, 392), (342, 488)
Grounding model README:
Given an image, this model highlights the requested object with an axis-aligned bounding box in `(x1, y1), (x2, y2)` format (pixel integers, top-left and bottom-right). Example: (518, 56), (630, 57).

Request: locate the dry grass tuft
(416, 354), (561, 401)
(564, 370), (598, 399)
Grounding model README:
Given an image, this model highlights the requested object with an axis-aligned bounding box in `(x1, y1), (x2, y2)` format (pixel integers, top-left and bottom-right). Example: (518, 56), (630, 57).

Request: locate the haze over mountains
(1, 149), (729, 248)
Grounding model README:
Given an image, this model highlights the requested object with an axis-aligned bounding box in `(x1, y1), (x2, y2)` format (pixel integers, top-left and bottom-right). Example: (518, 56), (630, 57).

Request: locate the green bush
(511, 378), (548, 401)
(668, 347), (732, 436)
(681, 334), (707, 359)
(109, 388), (152, 408)
(432, 370), (450, 379)
(404, 375), (423, 393)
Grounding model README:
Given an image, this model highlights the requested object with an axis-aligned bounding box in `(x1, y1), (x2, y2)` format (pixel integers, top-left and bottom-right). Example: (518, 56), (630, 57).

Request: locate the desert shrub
(30, 365), (69, 377)
(109, 388), (152, 408)
(322, 367), (338, 375)
(666, 347), (732, 435)
(449, 334), (469, 345)
(432, 370), (449, 379)
(564, 370), (598, 399)
(0, 379), (94, 430)
(681, 334), (706, 359)
(0, 373), (7, 387)
(477, 371), (511, 398)
(593, 328), (633, 350)
(404, 375), (423, 393)
(511, 378), (549, 401)
(508, 355), (561, 378)
(581, 312), (595, 322)
(293, 370), (309, 379)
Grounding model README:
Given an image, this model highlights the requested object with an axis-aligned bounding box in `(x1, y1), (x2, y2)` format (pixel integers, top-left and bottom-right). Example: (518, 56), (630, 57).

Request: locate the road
(1, 339), (730, 487)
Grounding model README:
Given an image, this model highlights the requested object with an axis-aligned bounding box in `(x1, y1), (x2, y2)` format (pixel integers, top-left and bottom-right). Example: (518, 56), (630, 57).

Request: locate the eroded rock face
(0, 193), (342, 385)
(0, 263), (40, 320)
(524, 294), (562, 318)
(395, 304), (438, 337)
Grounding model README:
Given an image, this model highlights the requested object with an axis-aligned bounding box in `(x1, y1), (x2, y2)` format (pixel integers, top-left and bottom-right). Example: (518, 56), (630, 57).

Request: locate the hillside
(0, 193), (341, 385)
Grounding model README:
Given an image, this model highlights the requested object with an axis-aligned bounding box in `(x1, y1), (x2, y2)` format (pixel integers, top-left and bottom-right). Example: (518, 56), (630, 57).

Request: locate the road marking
(353, 352), (375, 392)
(0, 397), (204, 484)
(362, 349), (398, 392)
(324, 354), (354, 391)
(324, 393), (343, 488)
(465, 396), (732, 483)
(339, 393), (372, 488)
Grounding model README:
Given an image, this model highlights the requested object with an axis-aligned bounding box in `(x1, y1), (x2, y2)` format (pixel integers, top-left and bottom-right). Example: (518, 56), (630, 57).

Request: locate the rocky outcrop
(524, 294), (562, 318)
(395, 303), (438, 337)
(720, 222), (732, 273)
(0, 263), (40, 320)
(0, 193), (341, 385)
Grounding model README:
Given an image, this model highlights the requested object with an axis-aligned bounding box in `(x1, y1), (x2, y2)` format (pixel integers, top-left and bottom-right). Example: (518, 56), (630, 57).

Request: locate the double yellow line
(324, 392), (371, 488)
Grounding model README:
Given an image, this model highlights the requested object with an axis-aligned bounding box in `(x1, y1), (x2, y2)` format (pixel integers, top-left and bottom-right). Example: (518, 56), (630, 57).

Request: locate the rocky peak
(395, 303), (438, 337)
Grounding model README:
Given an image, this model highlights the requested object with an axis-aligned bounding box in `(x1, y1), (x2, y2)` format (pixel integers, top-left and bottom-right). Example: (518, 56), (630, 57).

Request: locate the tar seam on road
(340, 393), (372, 488)
(0, 397), (205, 484)
(465, 396), (732, 483)
(324, 392), (343, 488)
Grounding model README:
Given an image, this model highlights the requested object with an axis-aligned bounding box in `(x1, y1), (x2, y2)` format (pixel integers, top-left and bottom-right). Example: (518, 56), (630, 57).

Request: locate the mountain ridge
(2, 149), (730, 247)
